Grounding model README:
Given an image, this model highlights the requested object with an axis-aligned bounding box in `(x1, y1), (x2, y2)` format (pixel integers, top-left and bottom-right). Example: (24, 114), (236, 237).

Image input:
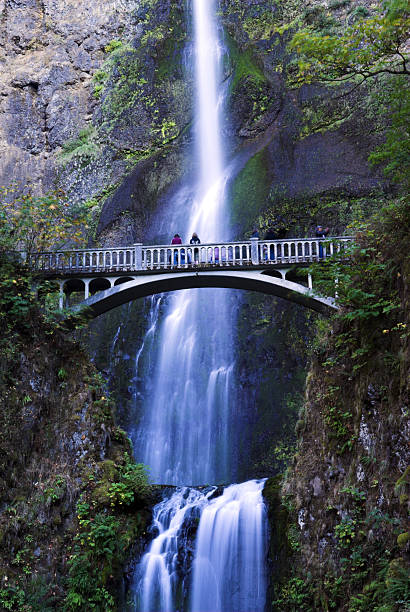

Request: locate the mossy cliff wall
(269, 202), (410, 611)
(0, 257), (155, 610)
(1, 0), (390, 243)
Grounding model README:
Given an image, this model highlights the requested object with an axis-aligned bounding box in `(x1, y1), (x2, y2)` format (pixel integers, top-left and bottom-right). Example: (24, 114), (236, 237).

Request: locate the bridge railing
(141, 237), (353, 270)
(27, 237), (354, 274)
(27, 246), (137, 273)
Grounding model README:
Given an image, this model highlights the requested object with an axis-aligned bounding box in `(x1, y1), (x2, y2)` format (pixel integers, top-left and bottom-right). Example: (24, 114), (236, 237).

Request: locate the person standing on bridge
(315, 225), (329, 258)
(190, 232), (201, 264)
(190, 232), (201, 244)
(171, 233), (182, 265)
(263, 227), (276, 260)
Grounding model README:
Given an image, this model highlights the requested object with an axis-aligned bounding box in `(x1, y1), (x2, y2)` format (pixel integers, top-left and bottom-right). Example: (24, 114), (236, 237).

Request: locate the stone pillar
(251, 237), (259, 265)
(58, 281), (65, 310)
(83, 279), (90, 300)
(134, 243), (143, 270)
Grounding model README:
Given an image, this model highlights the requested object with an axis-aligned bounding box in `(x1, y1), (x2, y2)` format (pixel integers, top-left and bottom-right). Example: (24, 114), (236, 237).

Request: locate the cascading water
(127, 1), (268, 610)
(191, 480), (267, 612)
(135, 0), (236, 487)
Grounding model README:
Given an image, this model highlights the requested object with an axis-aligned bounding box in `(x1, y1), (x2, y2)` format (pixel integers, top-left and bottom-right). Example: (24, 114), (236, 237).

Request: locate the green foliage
(0, 586), (26, 610)
(341, 486), (366, 505)
(329, 0), (351, 9)
(60, 126), (100, 165)
(44, 475), (66, 503)
(310, 198), (407, 333)
(0, 187), (88, 255)
(273, 576), (314, 610)
(369, 76), (410, 187)
(289, 1), (409, 85)
(106, 460), (150, 507)
(65, 512), (118, 611)
(348, 558), (410, 611)
(335, 516), (357, 547)
(105, 39), (123, 54)
(64, 453), (152, 610)
(287, 0), (409, 186)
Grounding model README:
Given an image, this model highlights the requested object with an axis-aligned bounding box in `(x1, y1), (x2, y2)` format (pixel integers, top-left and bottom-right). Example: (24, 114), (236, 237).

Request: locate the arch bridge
(27, 236), (353, 318)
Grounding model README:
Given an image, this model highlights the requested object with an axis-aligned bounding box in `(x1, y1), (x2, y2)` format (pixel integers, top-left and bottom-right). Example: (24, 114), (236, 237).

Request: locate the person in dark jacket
(190, 232), (200, 244)
(263, 227), (276, 260)
(264, 227), (276, 240)
(190, 232), (201, 264)
(250, 228), (260, 239)
(315, 225), (329, 258)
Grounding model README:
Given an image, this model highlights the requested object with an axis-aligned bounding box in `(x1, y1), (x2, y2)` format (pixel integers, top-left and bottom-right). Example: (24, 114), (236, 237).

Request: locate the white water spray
(135, 0), (236, 486)
(130, 1), (268, 610)
(191, 480), (267, 612)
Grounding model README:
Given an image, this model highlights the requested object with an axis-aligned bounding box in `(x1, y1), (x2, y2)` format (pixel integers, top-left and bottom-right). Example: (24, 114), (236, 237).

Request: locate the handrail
(25, 236), (354, 274)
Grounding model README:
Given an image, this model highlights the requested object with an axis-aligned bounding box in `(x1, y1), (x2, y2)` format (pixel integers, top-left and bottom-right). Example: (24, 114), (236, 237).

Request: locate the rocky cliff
(0, 255), (155, 610)
(1, 0), (408, 610)
(268, 199), (409, 610)
(1, 0), (389, 240)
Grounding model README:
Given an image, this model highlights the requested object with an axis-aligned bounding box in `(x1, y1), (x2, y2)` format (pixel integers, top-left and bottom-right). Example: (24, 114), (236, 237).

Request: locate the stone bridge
(27, 236), (353, 318)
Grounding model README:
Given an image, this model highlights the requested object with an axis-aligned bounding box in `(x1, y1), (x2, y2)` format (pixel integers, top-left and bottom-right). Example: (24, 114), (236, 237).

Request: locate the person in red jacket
(171, 233), (183, 265)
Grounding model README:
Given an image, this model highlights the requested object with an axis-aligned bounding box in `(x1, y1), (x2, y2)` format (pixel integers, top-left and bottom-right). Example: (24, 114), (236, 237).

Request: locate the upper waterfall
(133, 0), (237, 486)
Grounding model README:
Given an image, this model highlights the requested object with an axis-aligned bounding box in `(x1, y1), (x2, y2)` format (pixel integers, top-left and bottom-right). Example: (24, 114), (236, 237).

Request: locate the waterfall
(128, 1), (268, 610)
(191, 480), (267, 612)
(135, 0), (236, 487)
(128, 488), (210, 612)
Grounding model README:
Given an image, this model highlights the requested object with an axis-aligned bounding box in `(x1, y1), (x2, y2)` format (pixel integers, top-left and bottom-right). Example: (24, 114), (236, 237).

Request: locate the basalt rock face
(0, 0), (192, 242)
(271, 208), (410, 610)
(219, 0), (390, 238)
(0, 0), (140, 192)
(0, 256), (156, 609)
(1, 0), (389, 242)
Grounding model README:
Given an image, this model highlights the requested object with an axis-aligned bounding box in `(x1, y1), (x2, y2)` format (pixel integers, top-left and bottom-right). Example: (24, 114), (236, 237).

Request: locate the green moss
(397, 532), (409, 548)
(263, 476), (293, 597)
(59, 127), (99, 165)
(105, 39), (123, 54)
(229, 148), (270, 234)
(226, 33), (266, 91)
(394, 465), (410, 495)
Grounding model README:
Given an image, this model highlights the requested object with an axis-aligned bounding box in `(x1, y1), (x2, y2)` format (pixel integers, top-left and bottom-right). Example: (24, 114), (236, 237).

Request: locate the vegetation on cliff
(273, 196), (409, 611)
(0, 203), (155, 611)
(265, 1), (410, 609)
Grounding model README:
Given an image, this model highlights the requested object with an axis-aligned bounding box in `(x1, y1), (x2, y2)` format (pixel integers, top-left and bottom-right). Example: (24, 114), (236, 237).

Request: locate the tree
(288, 0), (409, 186)
(0, 187), (88, 256)
(289, 0), (409, 86)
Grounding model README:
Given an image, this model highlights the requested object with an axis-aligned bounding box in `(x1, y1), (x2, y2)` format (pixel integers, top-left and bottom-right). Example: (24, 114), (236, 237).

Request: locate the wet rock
(311, 476), (323, 497)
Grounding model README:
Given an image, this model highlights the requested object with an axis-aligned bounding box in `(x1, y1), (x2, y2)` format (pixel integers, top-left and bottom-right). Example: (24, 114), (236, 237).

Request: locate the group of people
(169, 223), (330, 265)
(171, 232), (201, 246)
(250, 224), (330, 259)
(170, 232), (201, 265)
(250, 225), (329, 240)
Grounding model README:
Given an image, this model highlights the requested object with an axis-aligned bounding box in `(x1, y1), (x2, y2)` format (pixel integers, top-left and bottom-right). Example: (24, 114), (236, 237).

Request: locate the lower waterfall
(191, 480), (267, 612)
(128, 481), (267, 612)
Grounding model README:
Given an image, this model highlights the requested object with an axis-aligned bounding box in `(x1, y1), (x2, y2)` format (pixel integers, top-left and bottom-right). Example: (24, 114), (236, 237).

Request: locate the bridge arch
(70, 270), (336, 319)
